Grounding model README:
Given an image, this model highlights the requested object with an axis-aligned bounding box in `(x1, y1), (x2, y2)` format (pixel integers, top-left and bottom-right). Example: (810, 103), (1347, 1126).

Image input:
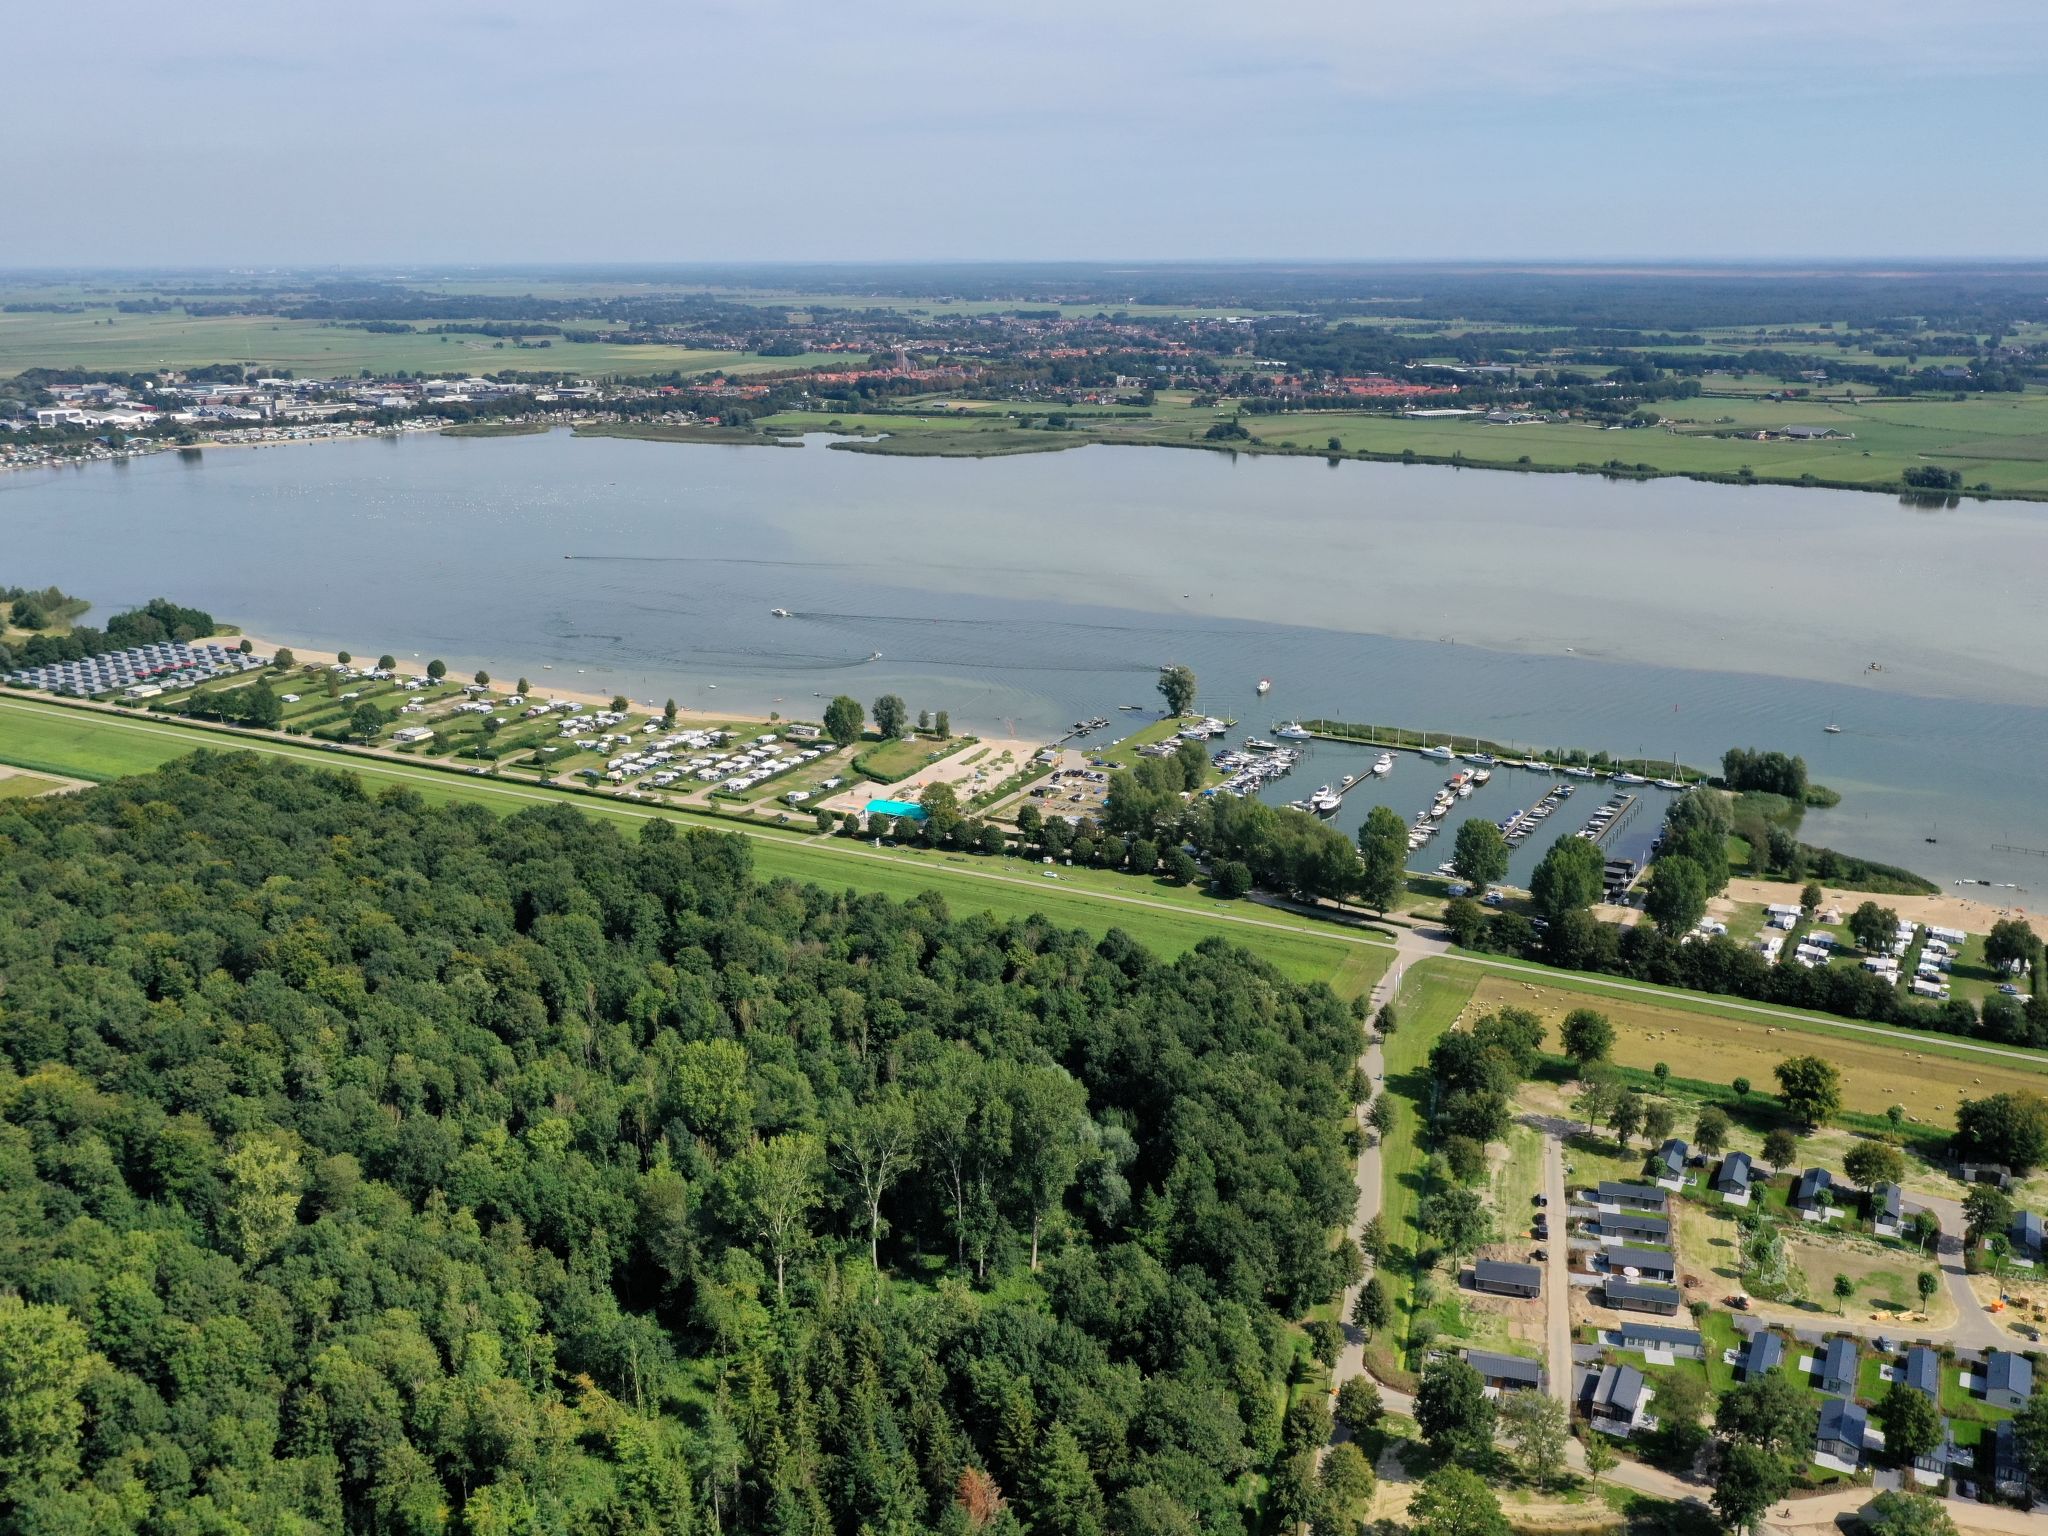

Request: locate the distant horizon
(6, 257), (2047, 280)
(6, 2), (2043, 265)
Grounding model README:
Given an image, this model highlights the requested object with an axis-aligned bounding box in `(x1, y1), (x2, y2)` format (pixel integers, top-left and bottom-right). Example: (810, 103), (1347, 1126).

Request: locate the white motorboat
(1275, 722), (1313, 740)
(769, 608), (792, 618)
(1309, 785), (1342, 815)
(1372, 753), (1393, 776)
(1420, 744), (1454, 760)
(1256, 678), (1272, 695)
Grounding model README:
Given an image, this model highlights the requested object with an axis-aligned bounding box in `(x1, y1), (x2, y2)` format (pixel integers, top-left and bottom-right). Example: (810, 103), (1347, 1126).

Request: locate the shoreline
(225, 632), (770, 731)
(9, 404), (2042, 505)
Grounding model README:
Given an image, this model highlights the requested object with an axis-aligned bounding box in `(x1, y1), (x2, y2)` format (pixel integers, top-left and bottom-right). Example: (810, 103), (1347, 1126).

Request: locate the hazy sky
(7, 0), (2042, 264)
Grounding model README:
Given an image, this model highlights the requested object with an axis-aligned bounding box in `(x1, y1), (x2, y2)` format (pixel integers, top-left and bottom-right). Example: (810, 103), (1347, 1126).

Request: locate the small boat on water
(1275, 722), (1313, 740)
(1245, 737), (1280, 752)
(1420, 744), (1454, 761)
(1309, 785), (1342, 815)
(1371, 753), (1393, 776)
(1256, 678), (1272, 696)
(1472, 768), (1492, 785)
(770, 608), (792, 618)
(1823, 723), (1843, 734)
(1466, 752), (1497, 765)
(1614, 771), (1646, 785)
(1653, 778), (1684, 791)
(868, 651), (882, 661)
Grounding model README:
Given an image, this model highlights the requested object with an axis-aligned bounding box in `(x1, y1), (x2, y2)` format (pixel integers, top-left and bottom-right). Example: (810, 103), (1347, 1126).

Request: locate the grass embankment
(572, 422), (798, 447)
(440, 421), (549, 438)
(1303, 719), (1706, 780)
(0, 695), (1393, 996)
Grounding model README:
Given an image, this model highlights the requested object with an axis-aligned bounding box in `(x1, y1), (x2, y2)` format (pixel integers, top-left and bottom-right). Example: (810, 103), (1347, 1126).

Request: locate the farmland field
(1462, 970), (2048, 1122)
(0, 770), (66, 798)
(0, 308), (837, 379)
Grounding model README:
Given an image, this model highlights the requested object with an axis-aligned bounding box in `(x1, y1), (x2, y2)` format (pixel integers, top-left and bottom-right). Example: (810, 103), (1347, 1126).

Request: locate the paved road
(1329, 943), (1407, 1437)
(1906, 1191), (2017, 1352)
(1540, 1129), (1572, 1406)
(1762, 1488), (2045, 1536)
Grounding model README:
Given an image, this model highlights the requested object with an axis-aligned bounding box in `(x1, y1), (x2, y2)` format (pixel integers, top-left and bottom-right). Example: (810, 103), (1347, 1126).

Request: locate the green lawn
(0, 772), (65, 798)
(852, 734), (961, 784)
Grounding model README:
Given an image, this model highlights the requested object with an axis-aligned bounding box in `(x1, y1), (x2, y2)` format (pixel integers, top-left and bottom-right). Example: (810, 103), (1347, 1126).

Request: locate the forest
(0, 753), (1364, 1536)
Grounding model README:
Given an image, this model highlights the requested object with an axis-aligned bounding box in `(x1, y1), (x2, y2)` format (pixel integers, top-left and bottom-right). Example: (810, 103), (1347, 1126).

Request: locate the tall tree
(1413, 1358), (1495, 1461)
(1156, 665), (1197, 716)
(1861, 1490), (1959, 1536)
(1953, 1091), (2048, 1174)
(823, 694), (864, 747)
(1003, 1064), (1089, 1270)
(1874, 1381), (1943, 1467)
(1408, 1465), (1510, 1536)
(1693, 1106), (1732, 1157)
(1498, 1390), (1568, 1488)
(1848, 900), (1900, 953)
(831, 1091), (917, 1273)
(1451, 819), (1510, 893)
(1712, 1439), (1794, 1534)
(730, 1133), (823, 1302)
(1355, 805), (1408, 914)
(0, 1296), (94, 1489)
(1774, 1055), (1842, 1130)
(872, 694), (909, 739)
(1559, 1008), (1614, 1071)
(1842, 1139), (1906, 1193)
(1643, 854), (1710, 936)
(1529, 835), (1604, 923)
(1715, 1369), (1814, 1456)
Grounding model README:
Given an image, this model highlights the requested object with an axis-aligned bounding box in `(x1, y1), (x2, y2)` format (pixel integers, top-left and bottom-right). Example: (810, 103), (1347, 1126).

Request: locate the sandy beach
(1721, 875), (2039, 930)
(224, 631), (764, 730)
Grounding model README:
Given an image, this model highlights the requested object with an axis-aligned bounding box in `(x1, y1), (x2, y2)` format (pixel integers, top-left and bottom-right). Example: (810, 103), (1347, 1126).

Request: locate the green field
(752, 388), (2048, 498)
(0, 308), (838, 380)
(0, 695), (1392, 994)
(0, 772), (65, 798)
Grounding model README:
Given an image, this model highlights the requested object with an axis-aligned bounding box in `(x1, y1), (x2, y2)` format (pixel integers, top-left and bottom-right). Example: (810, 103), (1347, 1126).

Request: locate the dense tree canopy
(0, 754), (1363, 1536)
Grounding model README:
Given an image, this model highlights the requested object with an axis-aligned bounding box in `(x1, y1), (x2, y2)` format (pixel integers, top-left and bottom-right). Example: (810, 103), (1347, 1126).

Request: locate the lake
(3, 428), (2044, 891)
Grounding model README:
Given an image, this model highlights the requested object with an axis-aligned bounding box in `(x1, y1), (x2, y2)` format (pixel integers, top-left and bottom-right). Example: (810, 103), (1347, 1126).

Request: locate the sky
(5, 0), (2044, 265)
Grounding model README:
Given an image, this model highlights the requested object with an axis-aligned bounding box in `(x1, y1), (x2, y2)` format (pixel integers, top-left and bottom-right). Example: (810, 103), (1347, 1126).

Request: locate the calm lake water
(4, 428), (2044, 891)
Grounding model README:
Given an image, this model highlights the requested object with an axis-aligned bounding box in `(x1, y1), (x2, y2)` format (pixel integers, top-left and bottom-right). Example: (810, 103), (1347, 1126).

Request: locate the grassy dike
(0, 694), (1392, 995)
